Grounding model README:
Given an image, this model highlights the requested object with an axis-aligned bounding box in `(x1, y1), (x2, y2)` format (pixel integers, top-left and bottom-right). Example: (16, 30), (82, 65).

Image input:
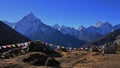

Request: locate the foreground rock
(23, 52), (60, 67)
(29, 41), (62, 57)
(0, 52), (60, 68)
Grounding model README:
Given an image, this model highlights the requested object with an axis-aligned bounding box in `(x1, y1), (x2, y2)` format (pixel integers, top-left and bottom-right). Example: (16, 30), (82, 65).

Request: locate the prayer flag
(20, 43), (25, 47)
(11, 44), (16, 47)
(62, 46), (64, 49)
(2, 46), (6, 48)
(7, 45), (12, 48)
(45, 42), (48, 45)
(49, 44), (53, 46)
(25, 42), (28, 46)
(17, 44), (21, 47)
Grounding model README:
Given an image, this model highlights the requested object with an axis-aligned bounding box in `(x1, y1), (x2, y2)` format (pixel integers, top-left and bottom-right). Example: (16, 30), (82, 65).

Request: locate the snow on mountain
(95, 21), (113, 34)
(13, 13), (86, 47)
(14, 12), (42, 35)
(2, 13), (120, 42)
(52, 25), (79, 37)
(95, 21), (107, 28)
(52, 24), (61, 30)
(78, 26), (102, 41)
(60, 25), (78, 35)
(78, 25), (85, 31)
(53, 21), (120, 41)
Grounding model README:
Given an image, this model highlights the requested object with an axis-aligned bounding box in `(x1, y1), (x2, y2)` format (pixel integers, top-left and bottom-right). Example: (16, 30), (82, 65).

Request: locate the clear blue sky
(0, 0), (120, 28)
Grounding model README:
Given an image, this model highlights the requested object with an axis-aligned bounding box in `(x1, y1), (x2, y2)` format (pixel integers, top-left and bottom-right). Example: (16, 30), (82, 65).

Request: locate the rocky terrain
(0, 51), (120, 68)
(82, 29), (120, 49)
(0, 40), (120, 68)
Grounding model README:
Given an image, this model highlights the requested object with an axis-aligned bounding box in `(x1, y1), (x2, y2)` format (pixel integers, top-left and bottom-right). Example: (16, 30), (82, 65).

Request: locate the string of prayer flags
(0, 40), (89, 52)
(0, 42), (29, 50)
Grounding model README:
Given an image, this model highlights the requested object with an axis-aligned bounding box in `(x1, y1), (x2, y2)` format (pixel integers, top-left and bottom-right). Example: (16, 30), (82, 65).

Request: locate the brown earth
(0, 51), (120, 68)
(57, 51), (120, 68)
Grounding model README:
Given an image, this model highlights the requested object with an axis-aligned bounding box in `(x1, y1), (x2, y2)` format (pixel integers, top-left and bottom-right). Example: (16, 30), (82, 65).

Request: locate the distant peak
(53, 24), (60, 28)
(26, 12), (36, 18)
(54, 23), (60, 26)
(61, 25), (66, 27)
(20, 12), (40, 23)
(52, 24), (61, 30)
(95, 21), (111, 28)
(18, 12), (42, 24)
(78, 25), (85, 31)
(79, 25), (85, 28)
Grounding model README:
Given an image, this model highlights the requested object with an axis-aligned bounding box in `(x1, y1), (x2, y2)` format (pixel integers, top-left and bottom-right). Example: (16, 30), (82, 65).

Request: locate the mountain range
(82, 29), (120, 48)
(2, 13), (120, 47)
(52, 21), (120, 41)
(2, 13), (85, 47)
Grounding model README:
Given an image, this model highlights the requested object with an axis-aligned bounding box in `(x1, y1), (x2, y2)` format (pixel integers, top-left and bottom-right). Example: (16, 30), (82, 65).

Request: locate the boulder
(23, 53), (60, 67)
(29, 41), (61, 57)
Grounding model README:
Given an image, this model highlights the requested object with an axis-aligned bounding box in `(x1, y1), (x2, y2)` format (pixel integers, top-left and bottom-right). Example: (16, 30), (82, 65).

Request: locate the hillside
(0, 21), (30, 45)
(82, 29), (120, 47)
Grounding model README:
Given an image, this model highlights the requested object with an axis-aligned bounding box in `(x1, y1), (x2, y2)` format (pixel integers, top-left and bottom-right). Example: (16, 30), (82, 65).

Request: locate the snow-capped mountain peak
(2, 12), (120, 42)
(78, 25), (85, 31)
(52, 24), (61, 30)
(14, 13), (43, 34)
(24, 12), (37, 20)
(19, 12), (42, 24)
(12, 13), (86, 47)
(95, 21), (112, 28)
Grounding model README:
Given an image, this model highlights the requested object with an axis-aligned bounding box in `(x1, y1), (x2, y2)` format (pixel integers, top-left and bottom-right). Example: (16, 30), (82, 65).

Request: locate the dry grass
(0, 51), (120, 68)
(57, 51), (120, 68)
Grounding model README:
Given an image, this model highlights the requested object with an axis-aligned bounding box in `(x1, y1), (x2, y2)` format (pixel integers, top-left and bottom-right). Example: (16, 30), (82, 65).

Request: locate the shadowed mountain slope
(0, 21), (30, 45)
(82, 29), (120, 47)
